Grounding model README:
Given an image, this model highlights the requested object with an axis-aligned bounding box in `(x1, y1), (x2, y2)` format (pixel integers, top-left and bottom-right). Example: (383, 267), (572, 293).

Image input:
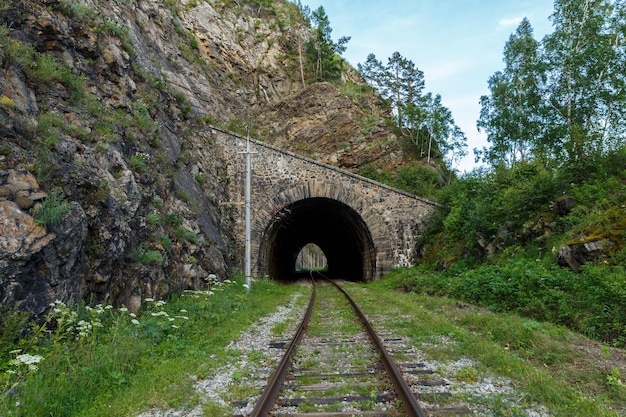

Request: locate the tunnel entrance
(295, 243), (328, 272)
(260, 197), (376, 282)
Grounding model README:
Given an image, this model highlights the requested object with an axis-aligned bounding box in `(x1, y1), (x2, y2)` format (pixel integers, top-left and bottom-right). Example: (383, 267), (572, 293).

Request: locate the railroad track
(235, 275), (471, 416)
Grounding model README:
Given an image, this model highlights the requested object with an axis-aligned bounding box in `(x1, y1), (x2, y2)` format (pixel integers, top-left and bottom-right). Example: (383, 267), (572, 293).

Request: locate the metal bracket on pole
(238, 132), (257, 291)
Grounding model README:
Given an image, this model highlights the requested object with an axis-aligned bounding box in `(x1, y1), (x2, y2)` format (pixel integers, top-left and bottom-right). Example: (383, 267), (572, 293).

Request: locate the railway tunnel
(260, 197), (376, 282)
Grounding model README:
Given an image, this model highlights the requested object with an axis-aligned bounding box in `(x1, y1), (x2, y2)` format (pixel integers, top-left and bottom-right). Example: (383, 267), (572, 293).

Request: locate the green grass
(128, 249), (163, 264)
(3, 279), (623, 416)
(347, 279), (626, 417)
(0, 277), (300, 417)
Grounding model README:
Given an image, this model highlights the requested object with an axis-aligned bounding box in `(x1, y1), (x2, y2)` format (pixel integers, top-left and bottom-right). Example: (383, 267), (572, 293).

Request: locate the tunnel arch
(258, 197), (377, 282)
(213, 129), (444, 281)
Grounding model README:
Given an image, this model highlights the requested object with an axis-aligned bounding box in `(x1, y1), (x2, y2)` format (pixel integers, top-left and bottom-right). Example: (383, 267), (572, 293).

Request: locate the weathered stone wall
(211, 127), (442, 280)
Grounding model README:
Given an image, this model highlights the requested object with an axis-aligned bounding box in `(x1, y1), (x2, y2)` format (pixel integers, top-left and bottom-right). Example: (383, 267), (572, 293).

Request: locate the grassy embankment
(0, 277), (299, 416)
(1, 275), (624, 416)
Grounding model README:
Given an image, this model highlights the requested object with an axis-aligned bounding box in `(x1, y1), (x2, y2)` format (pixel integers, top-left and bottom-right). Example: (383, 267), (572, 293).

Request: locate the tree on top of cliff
(358, 51), (467, 168)
(305, 5), (351, 81)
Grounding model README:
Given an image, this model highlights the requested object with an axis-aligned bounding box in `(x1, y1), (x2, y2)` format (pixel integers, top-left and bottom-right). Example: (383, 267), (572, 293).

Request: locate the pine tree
(306, 6), (350, 81)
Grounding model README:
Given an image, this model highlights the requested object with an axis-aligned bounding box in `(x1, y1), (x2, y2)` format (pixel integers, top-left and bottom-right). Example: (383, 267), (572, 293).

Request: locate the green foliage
(305, 6), (350, 81)
(478, 1), (626, 168)
(0, 306), (29, 368)
(391, 258), (626, 347)
(437, 161), (567, 257)
(164, 213), (183, 228)
(129, 248), (163, 265)
(146, 213), (161, 225)
(435, 148), (626, 264)
(358, 164), (394, 185)
(394, 164), (444, 198)
(0, 94), (15, 108)
(35, 112), (65, 146)
(224, 117), (249, 136)
(129, 154), (148, 173)
(477, 18), (542, 167)
(34, 189), (71, 227)
(358, 52), (467, 165)
(131, 102), (158, 136)
(360, 279), (624, 415)
(98, 19), (136, 57)
(89, 180), (111, 205)
(607, 368), (623, 388)
(0, 28), (85, 102)
(0, 279), (291, 416)
(358, 162), (445, 199)
(56, 0), (94, 20)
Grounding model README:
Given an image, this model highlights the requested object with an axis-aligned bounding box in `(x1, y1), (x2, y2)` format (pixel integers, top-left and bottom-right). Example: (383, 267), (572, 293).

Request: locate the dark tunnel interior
(261, 198), (376, 282)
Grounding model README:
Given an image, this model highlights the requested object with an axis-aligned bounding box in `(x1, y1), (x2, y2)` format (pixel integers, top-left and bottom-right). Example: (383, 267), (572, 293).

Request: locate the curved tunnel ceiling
(261, 198), (376, 282)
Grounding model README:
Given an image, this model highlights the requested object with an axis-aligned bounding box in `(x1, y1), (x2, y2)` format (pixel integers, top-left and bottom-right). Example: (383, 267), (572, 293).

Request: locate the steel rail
(249, 275), (317, 417)
(250, 274), (428, 416)
(321, 276), (428, 417)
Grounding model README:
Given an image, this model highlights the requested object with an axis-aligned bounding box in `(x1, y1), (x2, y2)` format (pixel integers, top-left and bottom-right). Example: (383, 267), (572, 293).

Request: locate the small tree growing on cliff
(306, 6), (350, 81)
(291, 0), (311, 87)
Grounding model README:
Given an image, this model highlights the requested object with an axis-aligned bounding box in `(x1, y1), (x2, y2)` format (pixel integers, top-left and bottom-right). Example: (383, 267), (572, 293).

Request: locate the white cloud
(498, 16), (524, 29)
(422, 60), (475, 83)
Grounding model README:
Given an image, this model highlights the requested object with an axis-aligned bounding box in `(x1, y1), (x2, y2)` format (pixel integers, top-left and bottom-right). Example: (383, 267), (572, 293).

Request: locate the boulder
(557, 239), (614, 272)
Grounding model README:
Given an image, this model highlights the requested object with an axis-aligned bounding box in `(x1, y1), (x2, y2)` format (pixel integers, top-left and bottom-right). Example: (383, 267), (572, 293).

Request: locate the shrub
(57, 0), (93, 20)
(129, 249), (163, 265)
(34, 189), (71, 227)
(391, 257), (626, 347)
(129, 154), (148, 173)
(146, 213), (161, 225)
(394, 164), (443, 199)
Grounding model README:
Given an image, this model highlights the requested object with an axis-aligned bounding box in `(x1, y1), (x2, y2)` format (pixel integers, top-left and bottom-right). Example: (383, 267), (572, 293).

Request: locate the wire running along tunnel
(260, 197), (376, 282)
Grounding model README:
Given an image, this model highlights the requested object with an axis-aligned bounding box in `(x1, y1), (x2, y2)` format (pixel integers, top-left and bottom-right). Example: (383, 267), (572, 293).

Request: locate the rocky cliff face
(0, 0), (404, 315)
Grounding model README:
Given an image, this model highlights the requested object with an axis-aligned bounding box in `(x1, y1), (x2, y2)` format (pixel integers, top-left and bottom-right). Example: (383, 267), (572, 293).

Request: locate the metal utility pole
(240, 132), (256, 292)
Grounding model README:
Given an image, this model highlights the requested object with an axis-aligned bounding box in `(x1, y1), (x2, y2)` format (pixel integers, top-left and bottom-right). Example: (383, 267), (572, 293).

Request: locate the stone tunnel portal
(261, 198), (376, 282)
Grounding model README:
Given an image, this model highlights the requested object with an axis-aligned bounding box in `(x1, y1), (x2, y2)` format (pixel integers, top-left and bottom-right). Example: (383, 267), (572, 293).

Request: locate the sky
(298, 0), (556, 172)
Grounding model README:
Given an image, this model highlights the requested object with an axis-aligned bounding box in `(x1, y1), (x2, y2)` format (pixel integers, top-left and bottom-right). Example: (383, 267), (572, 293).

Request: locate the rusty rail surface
(249, 276), (316, 416)
(249, 274), (428, 417)
(323, 276), (428, 417)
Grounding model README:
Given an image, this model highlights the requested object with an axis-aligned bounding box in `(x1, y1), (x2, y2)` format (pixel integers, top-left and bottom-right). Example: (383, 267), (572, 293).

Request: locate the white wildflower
(16, 354), (43, 365)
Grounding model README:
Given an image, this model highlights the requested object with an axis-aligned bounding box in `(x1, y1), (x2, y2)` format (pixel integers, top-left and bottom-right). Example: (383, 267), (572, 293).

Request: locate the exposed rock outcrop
(557, 239), (614, 272)
(259, 82), (403, 171)
(0, 0), (406, 316)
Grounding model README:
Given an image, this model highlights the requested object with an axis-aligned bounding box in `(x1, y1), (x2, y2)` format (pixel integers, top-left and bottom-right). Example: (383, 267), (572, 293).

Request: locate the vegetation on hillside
(393, 0), (626, 348)
(358, 52), (468, 169)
